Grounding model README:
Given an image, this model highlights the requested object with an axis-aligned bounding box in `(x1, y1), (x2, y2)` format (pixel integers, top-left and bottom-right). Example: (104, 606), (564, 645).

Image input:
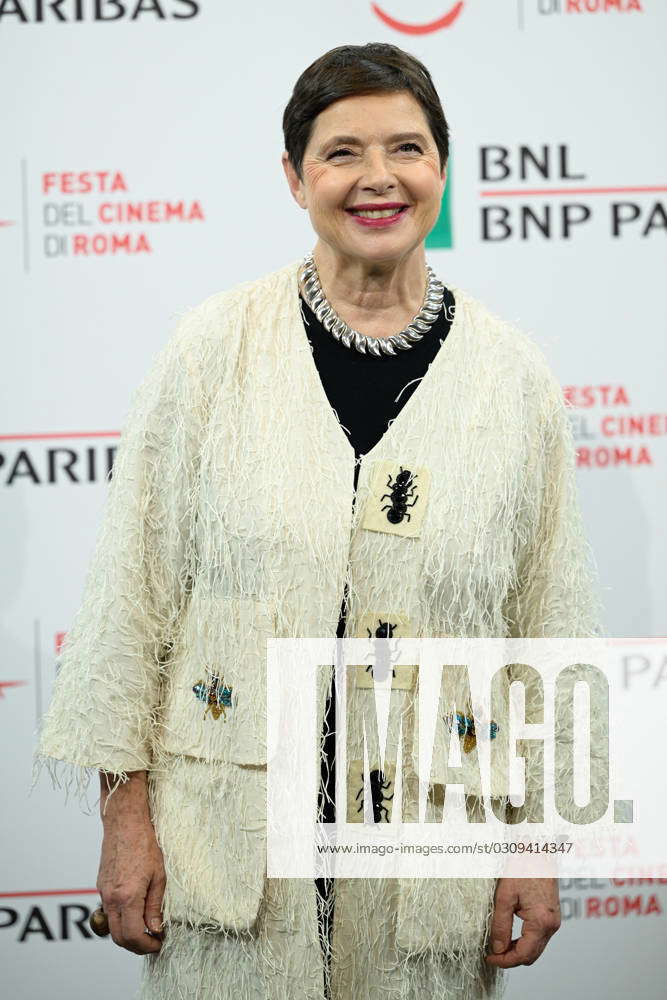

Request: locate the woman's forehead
(307, 92), (431, 147)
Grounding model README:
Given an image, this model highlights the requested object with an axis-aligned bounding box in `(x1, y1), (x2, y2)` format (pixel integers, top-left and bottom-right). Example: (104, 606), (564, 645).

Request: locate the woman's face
(283, 90), (447, 267)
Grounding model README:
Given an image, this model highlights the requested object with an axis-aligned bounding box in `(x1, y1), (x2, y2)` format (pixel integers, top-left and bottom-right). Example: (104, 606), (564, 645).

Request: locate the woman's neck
(300, 243), (428, 338)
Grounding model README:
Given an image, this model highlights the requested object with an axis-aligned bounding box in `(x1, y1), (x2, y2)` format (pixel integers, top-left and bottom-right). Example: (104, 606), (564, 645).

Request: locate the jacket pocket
(394, 874), (497, 956)
(158, 594), (276, 765)
(149, 753), (267, 932)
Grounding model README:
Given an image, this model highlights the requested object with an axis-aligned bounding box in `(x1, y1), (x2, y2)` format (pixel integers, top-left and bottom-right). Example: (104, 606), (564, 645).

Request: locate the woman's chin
(337, 231), (422, 264)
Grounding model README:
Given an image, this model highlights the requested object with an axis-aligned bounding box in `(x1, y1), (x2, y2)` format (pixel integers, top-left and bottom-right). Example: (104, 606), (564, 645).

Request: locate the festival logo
(371, 0), (464, 34)
(558, 878), (665, 921)
(531, 0), (643, 16)
(38, 169), (205, 261)
(565, 384), (664, 469)
(518, 0), (645, 29)
(1, 165), (206, 270)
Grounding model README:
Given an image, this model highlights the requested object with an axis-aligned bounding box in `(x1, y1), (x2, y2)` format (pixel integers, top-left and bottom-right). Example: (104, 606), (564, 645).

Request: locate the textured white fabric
(33, 257), (603, 998)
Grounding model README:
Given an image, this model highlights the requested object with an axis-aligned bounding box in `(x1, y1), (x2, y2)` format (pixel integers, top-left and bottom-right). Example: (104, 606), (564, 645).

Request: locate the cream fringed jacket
(34, 258), (601, 961)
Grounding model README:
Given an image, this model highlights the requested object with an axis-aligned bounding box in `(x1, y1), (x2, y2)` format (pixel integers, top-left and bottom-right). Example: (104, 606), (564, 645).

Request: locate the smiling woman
(34, 39), (600, 1000)
(281, 66), (448, 339)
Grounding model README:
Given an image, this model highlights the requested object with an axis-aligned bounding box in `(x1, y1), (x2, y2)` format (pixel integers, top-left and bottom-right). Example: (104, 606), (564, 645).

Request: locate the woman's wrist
(99, 769), (151, 824)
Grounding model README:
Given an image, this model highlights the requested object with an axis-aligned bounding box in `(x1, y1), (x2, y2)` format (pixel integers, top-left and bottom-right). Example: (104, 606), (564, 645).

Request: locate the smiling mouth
(346, 206), (409, 219)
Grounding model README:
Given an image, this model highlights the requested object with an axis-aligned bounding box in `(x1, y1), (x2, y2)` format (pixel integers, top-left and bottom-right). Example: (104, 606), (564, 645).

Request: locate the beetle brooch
(193, 674), (233, 721)
(379, 467), (419, 525)
(364, 619), (398, 680)
(355, 768), (394, 823)
(444, 711), (499, 754)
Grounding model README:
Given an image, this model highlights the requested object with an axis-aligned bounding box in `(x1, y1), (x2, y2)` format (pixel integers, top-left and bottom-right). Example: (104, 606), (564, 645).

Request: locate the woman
(34, 42), (601, 1000)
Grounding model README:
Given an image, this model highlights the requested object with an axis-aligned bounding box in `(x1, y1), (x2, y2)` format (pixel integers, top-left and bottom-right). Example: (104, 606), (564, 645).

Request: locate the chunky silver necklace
(298, 251), (446, 357)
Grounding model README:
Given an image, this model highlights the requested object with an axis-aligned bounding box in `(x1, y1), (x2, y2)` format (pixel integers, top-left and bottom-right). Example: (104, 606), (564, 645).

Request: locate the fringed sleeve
(32, 308), (209, 804)
(503, 357), (605, 826)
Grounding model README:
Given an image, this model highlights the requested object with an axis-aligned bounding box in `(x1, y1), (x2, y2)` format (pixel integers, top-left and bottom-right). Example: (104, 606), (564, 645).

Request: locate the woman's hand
(485, 877), (561, 968)
(96, 770), (166, 955)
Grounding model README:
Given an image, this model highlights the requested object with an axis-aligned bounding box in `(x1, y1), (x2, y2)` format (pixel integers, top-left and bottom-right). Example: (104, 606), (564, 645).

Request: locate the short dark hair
(282, 42), (450, 182)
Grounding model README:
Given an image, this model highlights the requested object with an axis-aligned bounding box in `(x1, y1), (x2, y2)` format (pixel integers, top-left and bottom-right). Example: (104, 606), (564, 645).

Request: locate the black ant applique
(380, 467), (419, 525)
(355, 768), (394, 822)
(364, 619), (397, 680)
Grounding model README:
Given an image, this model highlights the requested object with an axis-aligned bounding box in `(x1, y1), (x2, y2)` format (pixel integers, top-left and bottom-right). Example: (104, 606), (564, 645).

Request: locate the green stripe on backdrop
(426, 155), (453, 250)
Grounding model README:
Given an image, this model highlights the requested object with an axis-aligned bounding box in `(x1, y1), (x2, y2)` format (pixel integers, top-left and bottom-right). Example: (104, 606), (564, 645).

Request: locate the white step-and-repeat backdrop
(2, 2), (665, 997)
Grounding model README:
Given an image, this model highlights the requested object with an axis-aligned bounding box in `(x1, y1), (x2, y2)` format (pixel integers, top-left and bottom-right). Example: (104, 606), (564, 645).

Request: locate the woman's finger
(103, 894), (161, 955)
(143, 870), (166, 939)
(120, 896), (162, 955)
(486, 928), (548, 969)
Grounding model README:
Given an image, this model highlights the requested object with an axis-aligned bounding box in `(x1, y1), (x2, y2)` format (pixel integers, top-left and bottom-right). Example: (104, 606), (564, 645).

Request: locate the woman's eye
(327, 143), (422, 160)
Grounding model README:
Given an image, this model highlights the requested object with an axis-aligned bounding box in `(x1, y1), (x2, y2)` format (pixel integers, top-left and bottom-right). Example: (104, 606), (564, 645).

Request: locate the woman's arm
(32, 307), (214, 947)
(489, 361), (604, 968)
(32, 307), (211, 794)
(503, 361), (604, 824)
(97, 770), (166, 955)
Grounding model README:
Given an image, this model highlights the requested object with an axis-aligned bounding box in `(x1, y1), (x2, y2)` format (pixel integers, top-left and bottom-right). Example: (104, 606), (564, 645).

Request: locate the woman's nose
(358, 149), (396, 191)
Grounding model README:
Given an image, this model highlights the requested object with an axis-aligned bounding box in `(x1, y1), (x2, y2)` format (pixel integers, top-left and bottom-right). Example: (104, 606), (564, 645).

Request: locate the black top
(306, 284), (456, 961)
(299, 286), (456, 462)
(299, 285), (456, 641)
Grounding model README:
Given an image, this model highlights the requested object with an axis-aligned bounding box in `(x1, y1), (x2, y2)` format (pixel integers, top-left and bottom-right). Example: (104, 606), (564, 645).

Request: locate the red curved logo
(371, 1), (464, 35)
(0, 680), (27, 699)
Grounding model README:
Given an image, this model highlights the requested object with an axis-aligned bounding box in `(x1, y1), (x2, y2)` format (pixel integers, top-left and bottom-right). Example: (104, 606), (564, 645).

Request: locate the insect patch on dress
(364, 619), (397, 679)
(347, 759), (396, 823)
(360, 460), (431, 538)
(192, 674), (234, 721)
(444, 711), (499, 754)
(354, 611), (416, 689)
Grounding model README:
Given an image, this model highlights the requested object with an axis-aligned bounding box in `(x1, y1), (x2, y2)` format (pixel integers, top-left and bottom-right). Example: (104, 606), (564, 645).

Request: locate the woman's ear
(282, 152), (307, 210)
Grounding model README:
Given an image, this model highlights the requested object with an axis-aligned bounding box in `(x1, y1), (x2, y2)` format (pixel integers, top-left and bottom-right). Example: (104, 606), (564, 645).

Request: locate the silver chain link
(298, 251), (445, 357)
